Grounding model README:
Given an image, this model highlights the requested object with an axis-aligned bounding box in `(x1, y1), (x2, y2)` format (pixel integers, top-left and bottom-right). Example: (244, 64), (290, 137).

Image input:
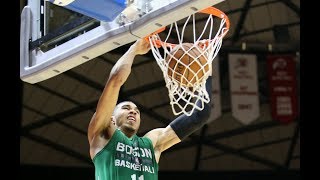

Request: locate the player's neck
(119, 127), (136, 138)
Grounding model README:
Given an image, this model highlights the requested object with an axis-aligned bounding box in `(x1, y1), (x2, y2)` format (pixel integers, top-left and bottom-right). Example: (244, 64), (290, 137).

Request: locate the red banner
(267, 55), (298, 123)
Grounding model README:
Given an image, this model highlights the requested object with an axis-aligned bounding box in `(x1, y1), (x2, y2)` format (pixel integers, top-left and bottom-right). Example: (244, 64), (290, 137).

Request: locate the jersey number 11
(131, 174), (144, 180)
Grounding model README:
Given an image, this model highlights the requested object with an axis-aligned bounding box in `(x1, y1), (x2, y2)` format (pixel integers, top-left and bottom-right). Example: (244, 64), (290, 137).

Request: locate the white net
(147, 7), (229, 116)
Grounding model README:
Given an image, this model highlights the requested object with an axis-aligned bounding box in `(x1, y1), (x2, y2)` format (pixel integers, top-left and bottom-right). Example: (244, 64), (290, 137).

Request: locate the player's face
(113, 101), (141, 132)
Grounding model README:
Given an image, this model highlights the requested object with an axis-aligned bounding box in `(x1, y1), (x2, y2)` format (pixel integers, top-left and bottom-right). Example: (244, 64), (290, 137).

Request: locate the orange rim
(144, 27), (171, 48)
(145, 6), (230, 47)
(200, 6), (230, 35)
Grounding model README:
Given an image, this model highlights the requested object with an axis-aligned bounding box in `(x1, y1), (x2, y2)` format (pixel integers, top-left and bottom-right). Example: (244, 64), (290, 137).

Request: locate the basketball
(166, 43), (210, 87)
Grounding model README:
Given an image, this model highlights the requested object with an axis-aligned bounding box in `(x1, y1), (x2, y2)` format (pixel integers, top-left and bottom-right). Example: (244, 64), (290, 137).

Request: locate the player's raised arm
(88, 39), (150, 144)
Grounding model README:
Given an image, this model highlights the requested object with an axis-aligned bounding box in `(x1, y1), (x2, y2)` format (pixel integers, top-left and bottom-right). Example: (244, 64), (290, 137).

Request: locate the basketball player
(88, 38), (213, 180)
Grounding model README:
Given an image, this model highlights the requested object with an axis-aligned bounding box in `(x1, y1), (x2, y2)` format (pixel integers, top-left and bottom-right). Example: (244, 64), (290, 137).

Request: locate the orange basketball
(166, 43), (209, 87)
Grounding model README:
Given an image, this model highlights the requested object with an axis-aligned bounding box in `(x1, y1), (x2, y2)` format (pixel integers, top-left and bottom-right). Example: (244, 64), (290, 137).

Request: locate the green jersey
(93, 129), (158, 180)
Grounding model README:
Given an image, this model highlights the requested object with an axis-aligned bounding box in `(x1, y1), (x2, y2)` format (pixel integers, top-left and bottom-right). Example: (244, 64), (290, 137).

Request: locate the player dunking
(88, 38), (213, 180)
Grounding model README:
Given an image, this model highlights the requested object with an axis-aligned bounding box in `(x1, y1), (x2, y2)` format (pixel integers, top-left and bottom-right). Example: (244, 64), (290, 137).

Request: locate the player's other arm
(88, 39), (150, 143)
(145, 76), (213, 159)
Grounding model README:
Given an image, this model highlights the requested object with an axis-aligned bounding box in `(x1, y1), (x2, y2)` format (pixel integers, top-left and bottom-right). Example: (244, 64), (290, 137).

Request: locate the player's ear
(111, 116), (116, 125)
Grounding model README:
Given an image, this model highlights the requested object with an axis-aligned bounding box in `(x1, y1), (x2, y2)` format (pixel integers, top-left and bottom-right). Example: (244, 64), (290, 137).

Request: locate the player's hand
(132, 38), (151, 55)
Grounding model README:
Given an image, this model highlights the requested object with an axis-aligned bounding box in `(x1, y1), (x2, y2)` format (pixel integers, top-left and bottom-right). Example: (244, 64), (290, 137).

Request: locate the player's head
(112, 101), (141, 134)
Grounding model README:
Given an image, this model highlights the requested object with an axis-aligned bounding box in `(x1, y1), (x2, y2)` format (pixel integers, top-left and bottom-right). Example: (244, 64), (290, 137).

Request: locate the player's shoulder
(143, 128), (164, 144)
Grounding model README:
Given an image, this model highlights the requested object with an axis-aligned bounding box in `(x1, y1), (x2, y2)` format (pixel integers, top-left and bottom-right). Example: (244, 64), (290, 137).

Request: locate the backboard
(20, 0), (225, 84)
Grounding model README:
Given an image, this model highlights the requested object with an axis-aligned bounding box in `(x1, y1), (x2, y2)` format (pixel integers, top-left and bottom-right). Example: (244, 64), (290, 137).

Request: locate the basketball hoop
(145, 6), (230, 116)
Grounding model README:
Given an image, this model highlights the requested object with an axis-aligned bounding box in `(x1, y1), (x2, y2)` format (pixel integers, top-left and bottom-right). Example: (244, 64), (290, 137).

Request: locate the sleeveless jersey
(93, 129), (158, 180)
